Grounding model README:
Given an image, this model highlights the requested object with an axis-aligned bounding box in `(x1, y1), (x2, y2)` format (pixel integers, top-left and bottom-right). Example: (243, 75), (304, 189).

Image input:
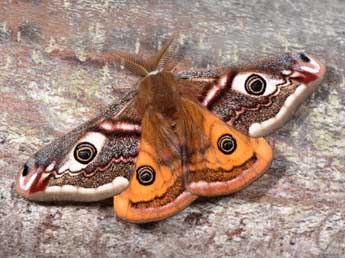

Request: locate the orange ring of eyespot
(74, 142), (97, 164)
(245, 74), (266, 96)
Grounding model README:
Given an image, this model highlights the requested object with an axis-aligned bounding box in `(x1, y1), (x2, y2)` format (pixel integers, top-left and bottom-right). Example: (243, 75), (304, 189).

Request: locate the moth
(16, 37), (325, 223)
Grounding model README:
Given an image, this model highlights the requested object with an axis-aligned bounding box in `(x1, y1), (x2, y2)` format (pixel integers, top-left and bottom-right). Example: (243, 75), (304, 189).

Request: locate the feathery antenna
(49, 34), (178, 77)
(117, 34), (178, 76)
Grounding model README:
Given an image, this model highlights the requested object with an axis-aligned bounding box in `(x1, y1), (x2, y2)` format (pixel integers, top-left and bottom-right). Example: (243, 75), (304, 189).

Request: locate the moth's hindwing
(114, 97), (273, 223)
(114, 108), (198, 223)
(181, 99), (273, 196)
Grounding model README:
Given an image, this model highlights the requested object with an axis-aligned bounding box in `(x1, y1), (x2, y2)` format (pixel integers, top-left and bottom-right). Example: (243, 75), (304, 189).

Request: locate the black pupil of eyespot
(22, 164), (29, 177)
(251, 79), (263, 92)
(79, 149), (91, 160)
(222, 139), (234, 151)
(140, 171), (152, 182)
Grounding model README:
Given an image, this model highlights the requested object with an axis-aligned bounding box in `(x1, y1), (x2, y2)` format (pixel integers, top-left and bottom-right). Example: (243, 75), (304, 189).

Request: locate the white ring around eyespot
(58, 132), (106, 173)
(232, 72), (285, 97)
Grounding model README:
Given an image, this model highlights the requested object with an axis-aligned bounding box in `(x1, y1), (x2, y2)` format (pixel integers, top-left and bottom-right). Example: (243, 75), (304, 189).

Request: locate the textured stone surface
(0, 1), (344, 257)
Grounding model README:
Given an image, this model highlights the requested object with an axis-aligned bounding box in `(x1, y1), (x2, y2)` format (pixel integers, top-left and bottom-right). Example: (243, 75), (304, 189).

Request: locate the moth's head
(16, 121), (138, 202)
(223, 52), (325, 137)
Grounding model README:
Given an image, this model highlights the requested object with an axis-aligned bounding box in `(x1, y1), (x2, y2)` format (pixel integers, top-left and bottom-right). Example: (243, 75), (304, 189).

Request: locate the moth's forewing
(16, 90), (142, 202)
(178, 53), (325, 137)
